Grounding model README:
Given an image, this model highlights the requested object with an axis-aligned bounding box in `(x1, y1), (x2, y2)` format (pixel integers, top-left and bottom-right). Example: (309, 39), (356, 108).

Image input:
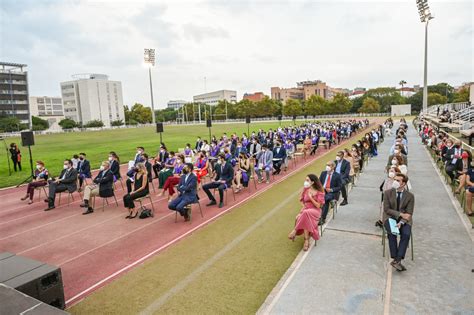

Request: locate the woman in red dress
(288, 174), (325, 251)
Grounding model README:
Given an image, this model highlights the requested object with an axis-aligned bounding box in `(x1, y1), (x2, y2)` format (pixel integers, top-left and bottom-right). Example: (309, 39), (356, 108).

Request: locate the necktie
(325, 173), (332, 190)
(396, 192), (401, 211)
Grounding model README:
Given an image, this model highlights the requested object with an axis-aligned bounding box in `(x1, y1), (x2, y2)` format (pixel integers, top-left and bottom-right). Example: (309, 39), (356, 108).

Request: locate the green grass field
(68, 127), (370, 315)
(0, 121), (300, 188)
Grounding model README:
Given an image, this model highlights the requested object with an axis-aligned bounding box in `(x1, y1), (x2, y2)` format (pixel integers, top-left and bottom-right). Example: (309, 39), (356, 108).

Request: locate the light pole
(144, 48), (156, 124)
(416, 0), (434, 113)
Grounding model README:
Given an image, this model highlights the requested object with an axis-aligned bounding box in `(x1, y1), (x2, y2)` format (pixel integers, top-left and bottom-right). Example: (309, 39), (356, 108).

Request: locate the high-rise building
(271, 80), (330, 103)
(193, 90), (237, 105)
(167, 100), (188, 110)
(60, 74), (125, 127)
(29, 96), (64, 130)
(243, 92), (266, 102)
(0, 62), (30, 126)
(270, 87), (304, 103)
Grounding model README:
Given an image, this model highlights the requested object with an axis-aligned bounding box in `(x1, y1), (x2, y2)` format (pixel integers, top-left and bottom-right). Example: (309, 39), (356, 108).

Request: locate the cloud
(182, 23), (229, 43)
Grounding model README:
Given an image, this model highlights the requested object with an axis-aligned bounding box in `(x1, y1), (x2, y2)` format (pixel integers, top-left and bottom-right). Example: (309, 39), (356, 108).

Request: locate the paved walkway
(261, 124), (474, 314)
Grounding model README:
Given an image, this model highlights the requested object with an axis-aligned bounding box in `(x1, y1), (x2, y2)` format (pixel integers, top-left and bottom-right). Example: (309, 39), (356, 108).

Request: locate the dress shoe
(398, 262), (407, 271)
(82, 208), (94, 215)
(21, 196), (28, 201)
(467, 212), (474, 217)
(218, 202), (224, 208)
(340, 200), (348, 206)
(206, 200), (217, 206)
(318, 219), (325, 226)
(79, 202), (88, 208)
(390, 260), (403, 271)
(44, 198), (49, 203)
(44, 206), (55, 211)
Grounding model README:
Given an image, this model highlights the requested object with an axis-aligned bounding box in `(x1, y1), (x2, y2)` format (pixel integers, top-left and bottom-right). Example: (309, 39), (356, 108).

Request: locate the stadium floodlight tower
(144, 48), (156, 124)
(416, 0), (434, 113)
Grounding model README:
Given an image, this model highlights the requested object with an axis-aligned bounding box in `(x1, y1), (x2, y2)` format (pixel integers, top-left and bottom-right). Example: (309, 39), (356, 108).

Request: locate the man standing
(334, 151), (351, 206)
(44, 160), (78, 211)
(383, 173), (415, 272)
(169, 163), (198, 221)
(319, 161), (342, 224)
(80, 161), (114, 215)
(203, 154), (234, 208)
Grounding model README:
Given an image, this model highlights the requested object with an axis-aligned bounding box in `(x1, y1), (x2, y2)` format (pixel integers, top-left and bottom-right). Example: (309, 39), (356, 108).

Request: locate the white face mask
(100, 166), (105, 171)
(336, 156), (341, 161)
(63, 165), (69, 170)
(388, 172), (395, 178)
(391, 160), (397, 165)
(303, 181), (311, 188)
(36, 165), (41, 170)
(137, 150), (142, 154)
(108, 157), (113, 161)
(392, 180), (401, 190)
(326, 166), (332, 172)
(394, 150), (400, 154)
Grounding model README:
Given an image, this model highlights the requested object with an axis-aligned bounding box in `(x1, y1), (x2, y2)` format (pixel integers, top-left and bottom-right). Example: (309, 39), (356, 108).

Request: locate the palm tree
(399, 80), (407, 97)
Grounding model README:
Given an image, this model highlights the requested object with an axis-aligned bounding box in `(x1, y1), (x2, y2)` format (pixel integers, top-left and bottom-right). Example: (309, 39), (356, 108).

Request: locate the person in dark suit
(203, 153), (234, 208)
(152, 145), (169, 178)
(319, 161), (342, 224)
(80, 161), (114, 215)
(272, 141), (286, 175)
(195, 137), (203, 152)
(383, 173), (415, 272)
(9, 143), (22, 171)
(168, 163), (198, 221)
(108, 151), (121, 180)
(334, 151), (351, 205)
(77, 152), (91, 192)
(44, 159), (78, 211)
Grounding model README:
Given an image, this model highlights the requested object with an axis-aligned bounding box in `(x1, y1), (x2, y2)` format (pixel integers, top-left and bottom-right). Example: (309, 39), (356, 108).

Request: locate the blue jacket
(177, 173), (198, 203)
(214, 161), (234, 187)
(77, 159), (91, 178)
(272, 146), (287, 160)
(334, 159), (351, 182)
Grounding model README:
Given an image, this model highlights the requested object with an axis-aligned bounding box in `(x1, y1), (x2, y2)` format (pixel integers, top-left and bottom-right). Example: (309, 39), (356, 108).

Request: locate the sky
(0, 0), (472, 109)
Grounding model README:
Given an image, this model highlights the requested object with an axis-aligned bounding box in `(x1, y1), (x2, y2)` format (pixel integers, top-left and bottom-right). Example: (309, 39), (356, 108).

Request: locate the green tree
(126, 103), (152, 124)
(283, 99), (303, 118)
(305, 95), (327, 117)
(32, 116), (49, 131)
(58, 118), (78, 130)
(329, 93), (352, 114)
(453, 87), (470, 102)
(428, 92), (447, 106)
(111, 119), (124, 126)
(364, 87), (405, 112)
(235, 99), (255, 118)
(0, 116), (24, 132)
(214, 100), (236, 120)
(358, 97), (381, 113)
(84, 120), (104, 128)
(156, 108), (178, 122)
(255, 97), (279, 118)
(427, 83), (454, 102)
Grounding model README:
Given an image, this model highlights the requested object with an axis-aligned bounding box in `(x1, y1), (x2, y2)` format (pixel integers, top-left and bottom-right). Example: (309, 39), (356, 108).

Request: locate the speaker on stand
(17, 131), (35, 187)
(156, 122), (164, 144)
(206, 120), (212, 142)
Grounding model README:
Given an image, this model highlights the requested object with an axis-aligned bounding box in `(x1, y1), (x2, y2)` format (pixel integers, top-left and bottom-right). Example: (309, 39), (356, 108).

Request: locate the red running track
(0, 127), (372, 307)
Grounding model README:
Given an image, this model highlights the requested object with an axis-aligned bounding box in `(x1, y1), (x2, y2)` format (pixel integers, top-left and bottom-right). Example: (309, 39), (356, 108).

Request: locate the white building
(193, 90), (237, 106)
(60, 74), (125, 127)
(167, 100), (187, 110)
(29, 96), (64, 130)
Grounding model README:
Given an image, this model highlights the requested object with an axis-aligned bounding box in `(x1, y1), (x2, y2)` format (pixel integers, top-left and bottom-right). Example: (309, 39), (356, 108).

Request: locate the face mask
(177, 159), (182, 164)
(182, 168), (189, 174)
(326, 166), (332, 172)
(137, 150), (141, 154)
(388, 172), (395, 178)
(392, 160), (397, 165)
(392, 180), (401, 190)
(36, 165), (41, 170)
(303, 181), (311, 188)
(108, 157), (113, 161)
(336, 156), (341, 161)
(217, 160), (222, 165)
(63, 165), (69, 169)
(100, 166), (105, 171)
(394, 150), (400, 154)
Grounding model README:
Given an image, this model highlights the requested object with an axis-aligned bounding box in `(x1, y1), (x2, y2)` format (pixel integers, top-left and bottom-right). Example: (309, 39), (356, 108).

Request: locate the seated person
(152, 144), (169, 178)
(255, 144), (273, 184)
(168, 163), (198, 221)
(80, 161), (114, 215)
(283, 139), (295, 170)
(160, 154), (185, 198)
(454, 151), (472, 194)
(334, 151), (351, 206)
(319, 161), (342, 225)
(21, 160), (49, 204)
(383, 173), (415, 272)
(127, 147), (145, 179)
(272, 141), (286, 175)
(123, 163), (149, 219)
(77, 152), (91, 192)
(108, 151), (121, 181)
(234, 152), (250, 192)
(203, 153), (234, 208)
(194, 151), (209, 184)
(463, 166), (474, 217)
(184, 143), (194, 164)
(158, 151), (176, 188)
(44, 159), (78, 211)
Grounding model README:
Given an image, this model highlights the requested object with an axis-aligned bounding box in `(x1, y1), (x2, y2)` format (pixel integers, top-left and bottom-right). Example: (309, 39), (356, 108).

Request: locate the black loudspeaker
(246, 116), (251, 124)
(304, 114), (308, 119)
(278, 115), (282, 121)
(21, 131), (34, 146)
(293, 115), (297, 120)
(156, 122), (164, 133)
(206, 120), (212, 128)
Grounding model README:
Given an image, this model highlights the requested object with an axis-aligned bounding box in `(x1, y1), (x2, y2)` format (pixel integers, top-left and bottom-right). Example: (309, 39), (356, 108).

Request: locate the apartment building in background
(167, 100), (187, 110)
(0, 62), (30, 126)
(193, 90), (237, 105)
(271, 80), (330, 103)
(243, 92), (266, 102)
(29, 96), (64, 130)
(60, 74), (125, 127)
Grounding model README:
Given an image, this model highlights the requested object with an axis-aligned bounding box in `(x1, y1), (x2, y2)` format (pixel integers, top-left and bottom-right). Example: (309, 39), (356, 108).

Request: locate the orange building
(243, 92), (266, 102)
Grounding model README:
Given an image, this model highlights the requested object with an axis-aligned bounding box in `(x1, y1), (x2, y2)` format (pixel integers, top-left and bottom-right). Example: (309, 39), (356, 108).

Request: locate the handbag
(139, 208), (152, 219)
